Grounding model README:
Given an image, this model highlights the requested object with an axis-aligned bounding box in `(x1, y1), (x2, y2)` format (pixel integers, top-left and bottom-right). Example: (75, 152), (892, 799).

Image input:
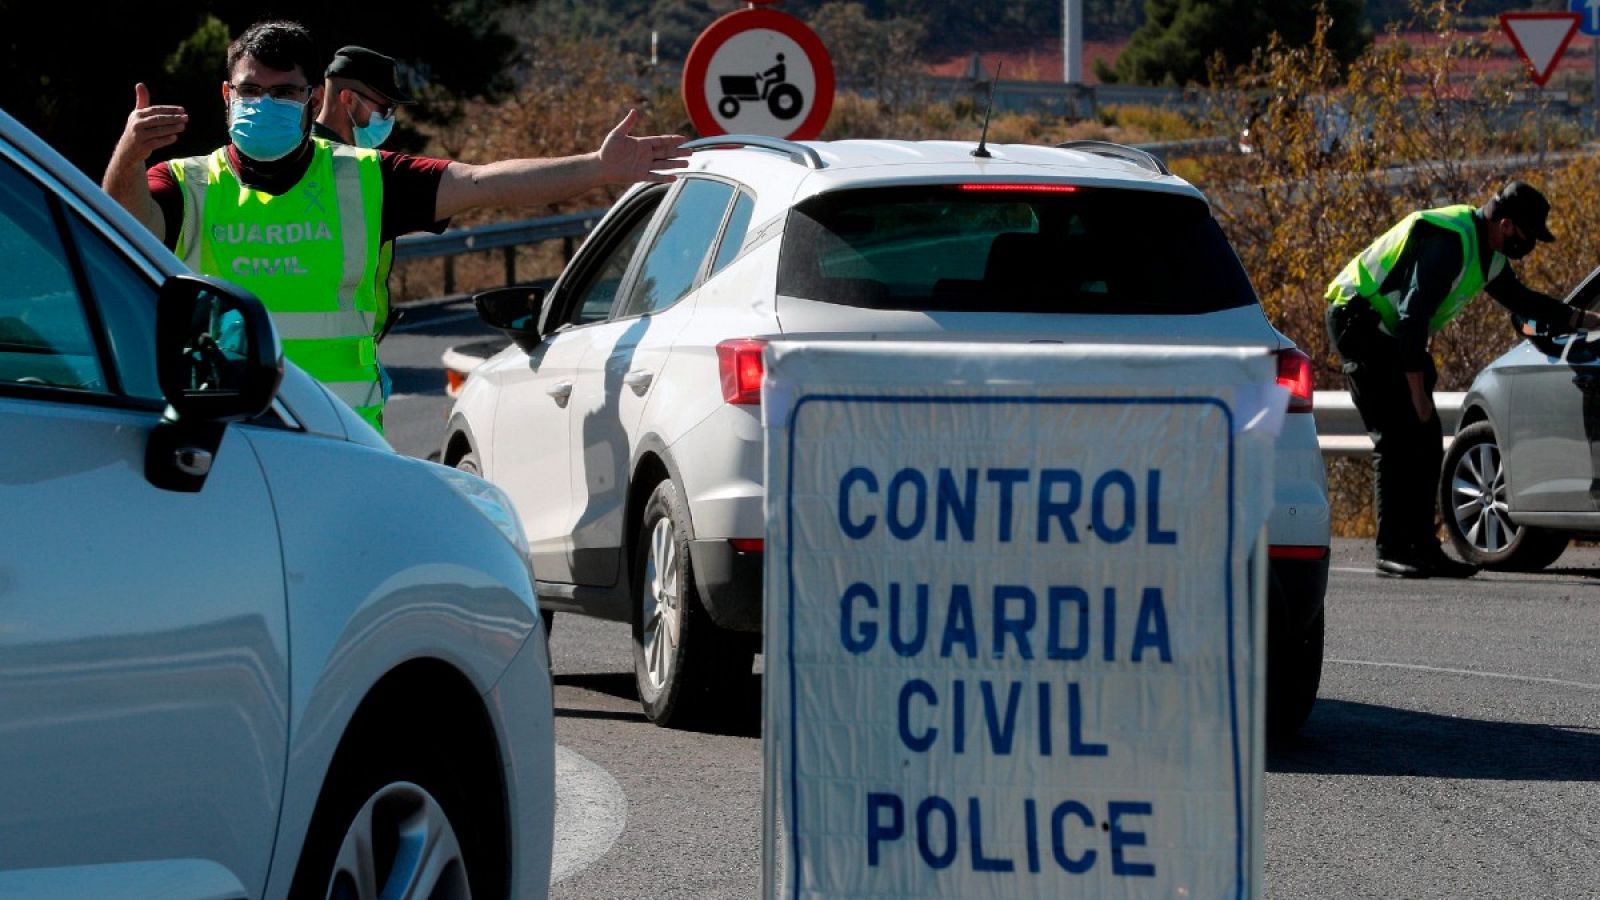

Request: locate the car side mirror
(147, 275), (284, 492)
(474, 284), (548, 353)
(156, 274), (283, 420)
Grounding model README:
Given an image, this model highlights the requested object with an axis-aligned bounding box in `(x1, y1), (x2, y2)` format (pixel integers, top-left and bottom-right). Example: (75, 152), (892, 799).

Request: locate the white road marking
(551, 744), (628, 885)
(1330, 658), (1600, 692)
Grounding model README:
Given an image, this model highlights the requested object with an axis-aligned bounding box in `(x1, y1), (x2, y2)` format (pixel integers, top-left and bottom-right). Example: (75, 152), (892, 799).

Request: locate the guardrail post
(443, 256), (455, 295)
(503, 246), (516, 285)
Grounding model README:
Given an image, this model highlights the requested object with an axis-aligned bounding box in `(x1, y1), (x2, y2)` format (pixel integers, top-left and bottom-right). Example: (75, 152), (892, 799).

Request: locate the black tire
(1267, 610), (1323, 741)
(631, 479), (754, 727)
(718, 96), (741, 118)
(289, 732), (488, 899)
(767, 84), (803, 120)
(1439, 422), (1569, 571)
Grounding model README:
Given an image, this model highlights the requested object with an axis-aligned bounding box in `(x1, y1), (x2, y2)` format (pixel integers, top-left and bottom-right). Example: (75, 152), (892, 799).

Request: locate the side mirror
(147, 275), (283, 492)
(474, 284), (548, 353)
(156, 274), (284, 421)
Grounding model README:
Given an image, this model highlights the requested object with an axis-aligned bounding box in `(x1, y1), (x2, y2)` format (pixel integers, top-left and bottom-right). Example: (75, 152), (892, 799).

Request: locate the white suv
(445, 136), (1331, 735)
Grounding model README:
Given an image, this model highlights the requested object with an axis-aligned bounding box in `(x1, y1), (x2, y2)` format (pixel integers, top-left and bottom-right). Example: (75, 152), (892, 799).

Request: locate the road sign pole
(1538, 84), (1547, 166)
(1062, 0), (1082, 84)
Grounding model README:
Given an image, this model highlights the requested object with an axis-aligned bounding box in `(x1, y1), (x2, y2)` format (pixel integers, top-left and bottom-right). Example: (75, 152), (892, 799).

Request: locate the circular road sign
(682, 7), (835, 141)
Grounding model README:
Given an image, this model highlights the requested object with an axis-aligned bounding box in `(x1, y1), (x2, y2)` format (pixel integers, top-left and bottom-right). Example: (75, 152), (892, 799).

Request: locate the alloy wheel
(1449, 439), (1518, 556)
(327, 781), (470, 900)
(640, 516), (681, 692)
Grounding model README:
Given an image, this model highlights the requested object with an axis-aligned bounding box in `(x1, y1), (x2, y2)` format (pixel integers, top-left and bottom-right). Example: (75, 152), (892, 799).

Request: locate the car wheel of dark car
(1267, 609), (1323, 741)
(632, 479), (755, 728)
(1439, 422), (1569, 571)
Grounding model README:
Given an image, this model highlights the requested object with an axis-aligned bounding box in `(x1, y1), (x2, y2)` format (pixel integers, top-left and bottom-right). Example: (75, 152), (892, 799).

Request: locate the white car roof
(678, 137), (1207, 212)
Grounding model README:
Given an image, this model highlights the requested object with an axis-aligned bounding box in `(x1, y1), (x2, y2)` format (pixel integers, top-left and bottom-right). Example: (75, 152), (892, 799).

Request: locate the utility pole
(1063, 0), (1083, 84)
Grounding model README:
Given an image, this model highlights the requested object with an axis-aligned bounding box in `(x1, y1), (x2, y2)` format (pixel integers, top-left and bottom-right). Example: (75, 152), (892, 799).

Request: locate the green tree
(1102, 0), (1370, 85)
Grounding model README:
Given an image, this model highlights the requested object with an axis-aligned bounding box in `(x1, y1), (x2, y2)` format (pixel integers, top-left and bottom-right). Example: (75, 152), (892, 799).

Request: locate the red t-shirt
(147, 142), (451, 250)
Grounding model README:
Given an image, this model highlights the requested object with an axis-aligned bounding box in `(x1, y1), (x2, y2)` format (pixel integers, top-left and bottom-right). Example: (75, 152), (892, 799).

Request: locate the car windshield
(777, 185), (1258, 315)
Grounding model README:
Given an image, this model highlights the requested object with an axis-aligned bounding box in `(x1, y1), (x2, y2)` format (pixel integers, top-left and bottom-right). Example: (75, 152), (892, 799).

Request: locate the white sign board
(762, 342), (1281, 899)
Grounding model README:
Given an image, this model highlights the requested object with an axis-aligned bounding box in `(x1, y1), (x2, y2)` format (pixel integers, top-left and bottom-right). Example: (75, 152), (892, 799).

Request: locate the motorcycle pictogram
(717, 54), (803, 121)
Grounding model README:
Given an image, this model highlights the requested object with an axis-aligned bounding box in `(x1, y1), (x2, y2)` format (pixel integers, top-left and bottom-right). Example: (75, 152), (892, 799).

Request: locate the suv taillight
(1277, 348), (1314, 413)
(717, 339), (767, 405)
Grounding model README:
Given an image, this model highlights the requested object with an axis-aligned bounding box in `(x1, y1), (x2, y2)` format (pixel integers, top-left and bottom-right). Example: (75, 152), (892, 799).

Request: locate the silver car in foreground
(0, 108), (552, 897)
(1441, 268), (1600, 570)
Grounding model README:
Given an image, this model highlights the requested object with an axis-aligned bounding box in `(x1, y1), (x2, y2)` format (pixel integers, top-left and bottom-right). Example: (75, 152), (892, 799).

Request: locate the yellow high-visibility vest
(170, 138), (387, 430)
(1325, 204), (1505, 336)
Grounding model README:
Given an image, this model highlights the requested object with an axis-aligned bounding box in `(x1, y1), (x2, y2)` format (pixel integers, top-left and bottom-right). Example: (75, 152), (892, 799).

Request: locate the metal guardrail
(436, 322), (1463, 457)
(1129, 137), (1235, 160)
(392, 207), (607, 293)
(1314, 391), (1465, 456)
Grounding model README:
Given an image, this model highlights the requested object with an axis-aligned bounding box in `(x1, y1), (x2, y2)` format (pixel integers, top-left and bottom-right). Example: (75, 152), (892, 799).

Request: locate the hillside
(932, 28), (1598, 88)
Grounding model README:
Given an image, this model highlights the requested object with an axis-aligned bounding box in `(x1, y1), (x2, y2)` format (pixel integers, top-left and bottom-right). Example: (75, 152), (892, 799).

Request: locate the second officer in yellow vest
(1325, 181), (1600, 579)
(102, 20), (689, 433)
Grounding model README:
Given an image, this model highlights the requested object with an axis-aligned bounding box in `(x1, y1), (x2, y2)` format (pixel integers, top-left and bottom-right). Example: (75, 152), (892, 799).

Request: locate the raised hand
(116, 83), (188, 161)
(597, 108), (688, 185)
(103, 83), (187, 239)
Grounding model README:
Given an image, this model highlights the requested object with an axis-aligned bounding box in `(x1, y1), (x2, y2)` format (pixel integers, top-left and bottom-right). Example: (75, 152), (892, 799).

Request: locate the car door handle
(623, 370), (654, 395)
(546, 380), (573, 407)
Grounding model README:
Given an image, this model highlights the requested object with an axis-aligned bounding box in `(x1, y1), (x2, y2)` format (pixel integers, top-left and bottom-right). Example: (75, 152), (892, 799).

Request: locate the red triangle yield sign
(1500, 12), (1581, 87)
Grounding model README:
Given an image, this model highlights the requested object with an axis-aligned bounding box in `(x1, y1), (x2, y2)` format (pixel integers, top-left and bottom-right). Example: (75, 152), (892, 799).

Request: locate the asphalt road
(383, 297), (1600, 898)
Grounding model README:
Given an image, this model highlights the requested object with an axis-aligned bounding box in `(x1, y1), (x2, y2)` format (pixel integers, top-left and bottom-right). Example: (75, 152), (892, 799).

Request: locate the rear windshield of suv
(777, 185), (1258, 315)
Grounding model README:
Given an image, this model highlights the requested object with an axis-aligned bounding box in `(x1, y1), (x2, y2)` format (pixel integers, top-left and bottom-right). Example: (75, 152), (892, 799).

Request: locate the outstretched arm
(1487, 267), (1600, 333)
(433, 108), (687, 221)
(102, 83), (187, 241)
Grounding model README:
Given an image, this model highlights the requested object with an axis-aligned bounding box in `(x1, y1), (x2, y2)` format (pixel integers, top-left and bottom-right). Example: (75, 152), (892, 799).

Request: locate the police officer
(1325, 181), (1600, 578)
(310, 45), (432, 391)
(102, 20), (686, 432)
(314, 45), (406, 150)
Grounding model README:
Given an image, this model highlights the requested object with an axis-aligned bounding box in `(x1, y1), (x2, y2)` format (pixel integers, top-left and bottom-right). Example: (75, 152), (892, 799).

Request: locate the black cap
(325, 45), (413, 104)
(1487, 180), (1555, 243)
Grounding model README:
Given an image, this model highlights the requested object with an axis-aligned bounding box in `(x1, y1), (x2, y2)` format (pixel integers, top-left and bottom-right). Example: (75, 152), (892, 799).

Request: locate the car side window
(619, 179), (736, 318)
(565, 195), (663, 327)
(0, 161), (107, 393)
(67, 215), (160, 400)
(709, 190), (755, 277)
